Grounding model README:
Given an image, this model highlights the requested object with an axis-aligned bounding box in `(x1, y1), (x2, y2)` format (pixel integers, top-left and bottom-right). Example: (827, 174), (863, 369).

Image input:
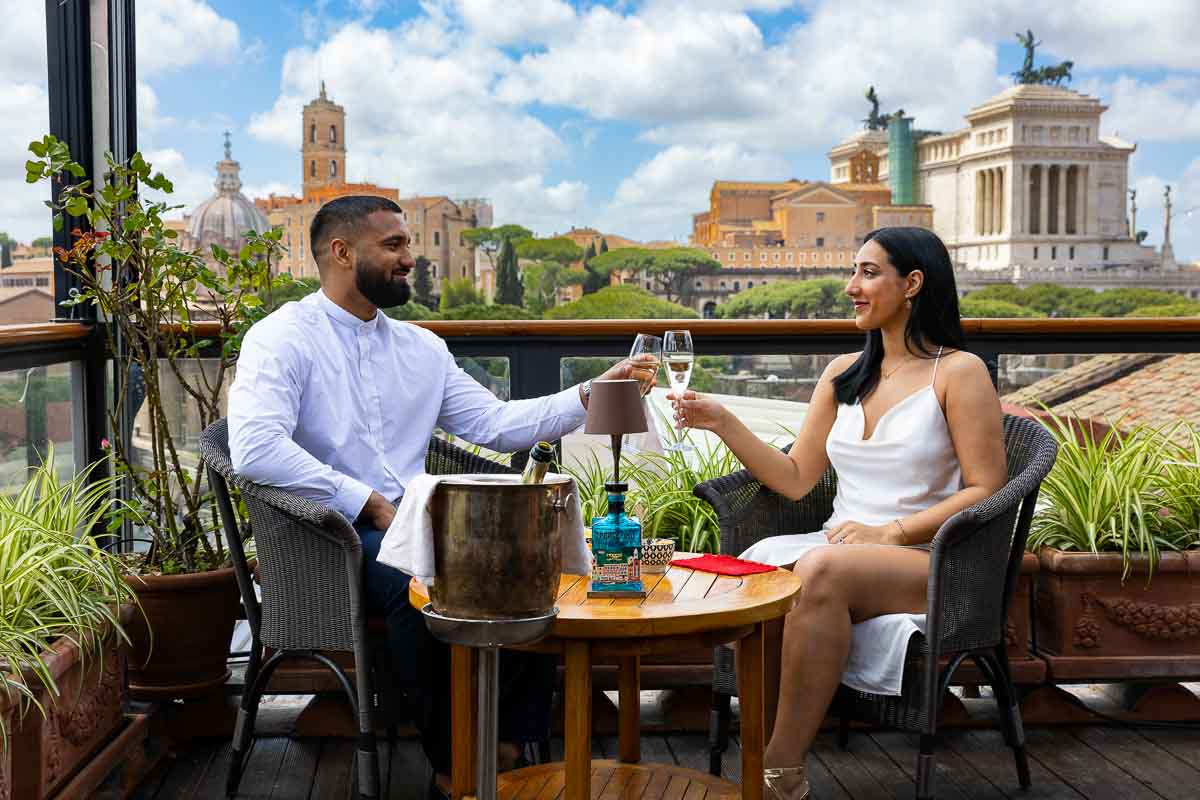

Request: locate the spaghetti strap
(931, 346), (944, 384)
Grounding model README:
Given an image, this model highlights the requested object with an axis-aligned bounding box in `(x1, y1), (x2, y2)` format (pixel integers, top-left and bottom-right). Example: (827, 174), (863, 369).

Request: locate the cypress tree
(599, 238), (609, 254)
(412, 255), (435, 308)
(495, 237), (524, 307)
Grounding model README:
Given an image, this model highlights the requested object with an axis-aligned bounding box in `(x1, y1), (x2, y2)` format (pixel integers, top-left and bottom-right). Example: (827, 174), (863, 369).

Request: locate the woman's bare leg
(762, 545), (930, 770)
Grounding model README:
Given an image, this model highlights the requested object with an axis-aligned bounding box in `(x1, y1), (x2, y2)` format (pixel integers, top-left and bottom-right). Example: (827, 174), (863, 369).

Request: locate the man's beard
(355, 263), (411, 308)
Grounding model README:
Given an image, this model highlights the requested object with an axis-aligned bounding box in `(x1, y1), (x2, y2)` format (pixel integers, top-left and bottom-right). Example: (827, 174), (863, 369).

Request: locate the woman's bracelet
(892, 518), (908, 545)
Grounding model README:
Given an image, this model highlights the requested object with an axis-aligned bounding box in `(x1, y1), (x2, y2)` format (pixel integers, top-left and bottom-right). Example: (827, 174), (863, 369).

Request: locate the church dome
(186, 133), (270, 255)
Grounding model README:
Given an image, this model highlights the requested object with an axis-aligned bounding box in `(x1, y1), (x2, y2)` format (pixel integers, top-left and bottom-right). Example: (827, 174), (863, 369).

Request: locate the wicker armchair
(199, 420), (517, 800)
(695, 414), (1058, 800)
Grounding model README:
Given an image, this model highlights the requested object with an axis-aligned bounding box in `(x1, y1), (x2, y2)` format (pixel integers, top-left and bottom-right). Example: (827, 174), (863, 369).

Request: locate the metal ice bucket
(429, 473), (575, 620)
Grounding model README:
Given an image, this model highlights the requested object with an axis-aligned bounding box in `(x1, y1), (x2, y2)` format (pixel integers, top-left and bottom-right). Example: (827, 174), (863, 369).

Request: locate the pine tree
(412, 256), (435, 308)
(584, 241), (596, 261)
(495, 237), (524, 307)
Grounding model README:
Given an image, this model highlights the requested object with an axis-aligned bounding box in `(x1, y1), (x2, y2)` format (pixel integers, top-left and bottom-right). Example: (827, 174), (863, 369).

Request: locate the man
(228, 195), (650, 785)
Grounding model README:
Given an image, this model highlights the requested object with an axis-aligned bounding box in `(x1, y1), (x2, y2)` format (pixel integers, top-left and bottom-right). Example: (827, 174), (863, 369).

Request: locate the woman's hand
(826, 520), (898, 546)
(668, 390), (730, 434)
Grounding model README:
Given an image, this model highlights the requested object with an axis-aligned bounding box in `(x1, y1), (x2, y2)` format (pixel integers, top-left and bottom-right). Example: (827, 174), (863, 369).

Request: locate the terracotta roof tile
(1048, 353), (1200, 440)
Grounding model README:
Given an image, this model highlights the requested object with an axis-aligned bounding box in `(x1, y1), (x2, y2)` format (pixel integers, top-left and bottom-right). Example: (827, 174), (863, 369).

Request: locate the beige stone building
(254, 84), (488, 294)
(828, 84), (1161, 272)
(690, 179), (932, 277)
(0, 256), (54, 324)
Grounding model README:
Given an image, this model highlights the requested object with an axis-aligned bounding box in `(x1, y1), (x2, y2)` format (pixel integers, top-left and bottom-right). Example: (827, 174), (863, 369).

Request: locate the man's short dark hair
(309, 195), (404, 264)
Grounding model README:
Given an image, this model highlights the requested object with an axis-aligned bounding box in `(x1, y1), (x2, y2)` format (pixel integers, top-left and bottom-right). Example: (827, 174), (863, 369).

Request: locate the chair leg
(228, 649), (286, 797)
(537, 738), (552, 765)
(708, 691), (733, 777)
(915, 733), (937, 800)
(980, 650), (1031, 790)
(837, 714), (850, 750)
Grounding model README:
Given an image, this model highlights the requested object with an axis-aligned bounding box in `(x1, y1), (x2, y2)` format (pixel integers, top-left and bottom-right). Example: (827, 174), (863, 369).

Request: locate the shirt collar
(317, 289), (380, 332)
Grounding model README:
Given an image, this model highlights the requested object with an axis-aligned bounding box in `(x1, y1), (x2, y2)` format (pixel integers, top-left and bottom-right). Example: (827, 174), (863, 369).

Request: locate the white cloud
(496, 1), (1005, 152)
(0, 2), (47, 86)
(249, 20), (572, 218)
(243, 181), (299, 203)
(1131, 157), (1200, 263)
(1085, 75), (1200, 143)
(451, 0), (576, 45)
(135, 0), (241, 72)
(607, 143), (790, 239)
(143, 149), (217, 220)
(1003, 0), (1200, 71)
(491, 175), (589, 233)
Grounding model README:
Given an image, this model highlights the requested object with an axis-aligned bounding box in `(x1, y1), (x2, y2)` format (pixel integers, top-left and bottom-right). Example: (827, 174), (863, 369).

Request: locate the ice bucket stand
(421, 606), (559, 800)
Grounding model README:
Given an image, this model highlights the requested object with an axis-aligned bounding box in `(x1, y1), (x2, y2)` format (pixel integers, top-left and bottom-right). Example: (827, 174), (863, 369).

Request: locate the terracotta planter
(1034, 547), (1200, 681)
(4, 613), (128, 799)
(124, 567), (241, 699)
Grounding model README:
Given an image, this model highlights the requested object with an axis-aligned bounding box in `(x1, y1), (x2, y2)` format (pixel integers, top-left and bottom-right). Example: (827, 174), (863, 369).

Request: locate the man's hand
(825, 520), (898, 545)
(582, 355), (660, 406)
(359, 491), (397, 531)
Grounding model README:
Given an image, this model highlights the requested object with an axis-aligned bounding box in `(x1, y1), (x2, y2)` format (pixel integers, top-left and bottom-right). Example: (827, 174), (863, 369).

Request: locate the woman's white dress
(741, 350), (962, 695)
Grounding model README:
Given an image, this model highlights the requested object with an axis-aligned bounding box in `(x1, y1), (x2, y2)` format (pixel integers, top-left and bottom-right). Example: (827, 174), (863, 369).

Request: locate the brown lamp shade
(585, 379), (648, 435)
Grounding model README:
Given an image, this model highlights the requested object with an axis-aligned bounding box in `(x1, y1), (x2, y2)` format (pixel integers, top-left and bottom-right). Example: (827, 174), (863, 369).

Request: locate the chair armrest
(924, 420), (1057, 658)
(426, 436), (520, 476)
(694, 461), (837, 557)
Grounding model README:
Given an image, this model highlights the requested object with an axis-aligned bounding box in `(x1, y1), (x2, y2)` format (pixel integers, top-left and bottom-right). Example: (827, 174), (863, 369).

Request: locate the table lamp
(584, 379), (649, 598)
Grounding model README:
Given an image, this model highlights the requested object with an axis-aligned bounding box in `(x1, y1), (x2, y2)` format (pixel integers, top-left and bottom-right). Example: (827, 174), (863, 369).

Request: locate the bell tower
(301, 81), (347, 199)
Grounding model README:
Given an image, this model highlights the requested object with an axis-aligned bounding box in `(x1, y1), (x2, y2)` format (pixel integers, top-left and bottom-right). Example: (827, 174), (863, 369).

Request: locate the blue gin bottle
(589, 482), (644, 595)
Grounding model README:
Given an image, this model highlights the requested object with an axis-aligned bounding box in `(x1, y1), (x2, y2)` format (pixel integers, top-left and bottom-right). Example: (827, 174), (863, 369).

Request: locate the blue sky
(2, 0), (1198, 262)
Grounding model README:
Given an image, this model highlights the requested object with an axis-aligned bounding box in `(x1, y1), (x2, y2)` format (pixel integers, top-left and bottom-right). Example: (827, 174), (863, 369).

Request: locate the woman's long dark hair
(832, 226), (965, 405)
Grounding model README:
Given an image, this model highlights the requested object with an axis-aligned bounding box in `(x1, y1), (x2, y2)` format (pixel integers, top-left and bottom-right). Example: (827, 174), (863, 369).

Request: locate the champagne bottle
(521, 441), (555, 484)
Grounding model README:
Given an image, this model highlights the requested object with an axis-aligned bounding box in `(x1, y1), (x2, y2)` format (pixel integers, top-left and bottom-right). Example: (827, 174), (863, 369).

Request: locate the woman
(670, 227), (1006, 800)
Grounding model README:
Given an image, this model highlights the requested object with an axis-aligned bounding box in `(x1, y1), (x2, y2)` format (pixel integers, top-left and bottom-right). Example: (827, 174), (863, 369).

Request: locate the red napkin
(671, 553), (777, 576)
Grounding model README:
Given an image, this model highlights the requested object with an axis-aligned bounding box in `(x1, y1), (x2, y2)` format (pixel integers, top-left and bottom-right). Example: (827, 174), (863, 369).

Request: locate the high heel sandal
(764, 765), (811, 800)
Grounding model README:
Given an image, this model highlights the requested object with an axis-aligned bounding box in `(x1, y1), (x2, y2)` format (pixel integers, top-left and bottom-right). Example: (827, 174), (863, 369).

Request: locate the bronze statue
(863, 86), (888, 130)
(1015, 29), (1040, 82)
(1012, 29), (1073, 86)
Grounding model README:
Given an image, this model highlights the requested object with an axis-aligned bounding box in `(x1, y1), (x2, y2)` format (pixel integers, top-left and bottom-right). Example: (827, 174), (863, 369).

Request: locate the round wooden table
(409, 558), (802, 800)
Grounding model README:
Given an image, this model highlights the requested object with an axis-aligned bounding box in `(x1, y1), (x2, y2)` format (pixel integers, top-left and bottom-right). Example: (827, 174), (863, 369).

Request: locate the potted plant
(26, 135), (291, 699)
(1029, 414), (1200, 679)
(0, 453), (136, 798)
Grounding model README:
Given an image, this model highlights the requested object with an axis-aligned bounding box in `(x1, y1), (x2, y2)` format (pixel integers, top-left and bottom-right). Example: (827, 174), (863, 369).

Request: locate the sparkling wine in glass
(628, 333), (662, 397)
(663, 329), (694, 453)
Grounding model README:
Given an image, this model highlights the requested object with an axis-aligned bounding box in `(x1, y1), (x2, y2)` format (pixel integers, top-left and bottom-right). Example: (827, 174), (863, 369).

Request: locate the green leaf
(64, 196), (88, 217)
(66, 162), (86, 178)
(28, 139), (47, 157)
(53, 213), (63, 232)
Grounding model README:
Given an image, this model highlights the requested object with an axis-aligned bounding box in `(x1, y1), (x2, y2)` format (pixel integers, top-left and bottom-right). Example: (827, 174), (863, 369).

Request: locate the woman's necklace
(881, 355), (915, 380)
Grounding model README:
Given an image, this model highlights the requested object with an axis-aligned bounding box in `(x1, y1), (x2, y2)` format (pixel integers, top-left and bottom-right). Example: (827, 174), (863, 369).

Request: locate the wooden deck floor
(134, 724), (1200, 800)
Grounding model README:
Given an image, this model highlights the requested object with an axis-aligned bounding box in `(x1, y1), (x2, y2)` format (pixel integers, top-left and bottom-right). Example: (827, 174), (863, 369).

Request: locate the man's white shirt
(228, 290), (586, 522)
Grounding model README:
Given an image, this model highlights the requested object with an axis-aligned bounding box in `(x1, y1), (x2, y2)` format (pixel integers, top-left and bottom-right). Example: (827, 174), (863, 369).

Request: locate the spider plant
(623, 409), (744, 554)
(1156, 423), (1200, 539)
(1028, 412), (1197, 581)
(560, 449), (617, 525)
(0, 451), (136, 743)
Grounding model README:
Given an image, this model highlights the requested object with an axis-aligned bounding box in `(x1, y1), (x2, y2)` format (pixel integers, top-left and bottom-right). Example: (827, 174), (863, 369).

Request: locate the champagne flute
(663, 329), (694, 453)
(628, 334), (662, 397)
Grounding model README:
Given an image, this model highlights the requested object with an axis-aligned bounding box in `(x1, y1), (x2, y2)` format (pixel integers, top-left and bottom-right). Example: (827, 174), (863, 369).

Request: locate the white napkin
(375, 472), (591, 585)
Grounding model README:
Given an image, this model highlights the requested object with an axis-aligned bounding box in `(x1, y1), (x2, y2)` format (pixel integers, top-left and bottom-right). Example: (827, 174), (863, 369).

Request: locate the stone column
(1014, 165), (1024, 234)
(1039, 164), (1049, 236)
(1057, 164), (1068, 236)
(980, 170), (990, 235)
(1077, 165), (1088, 235)
(994, 167), (1004, 235)
(976, 171), (985, 236)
